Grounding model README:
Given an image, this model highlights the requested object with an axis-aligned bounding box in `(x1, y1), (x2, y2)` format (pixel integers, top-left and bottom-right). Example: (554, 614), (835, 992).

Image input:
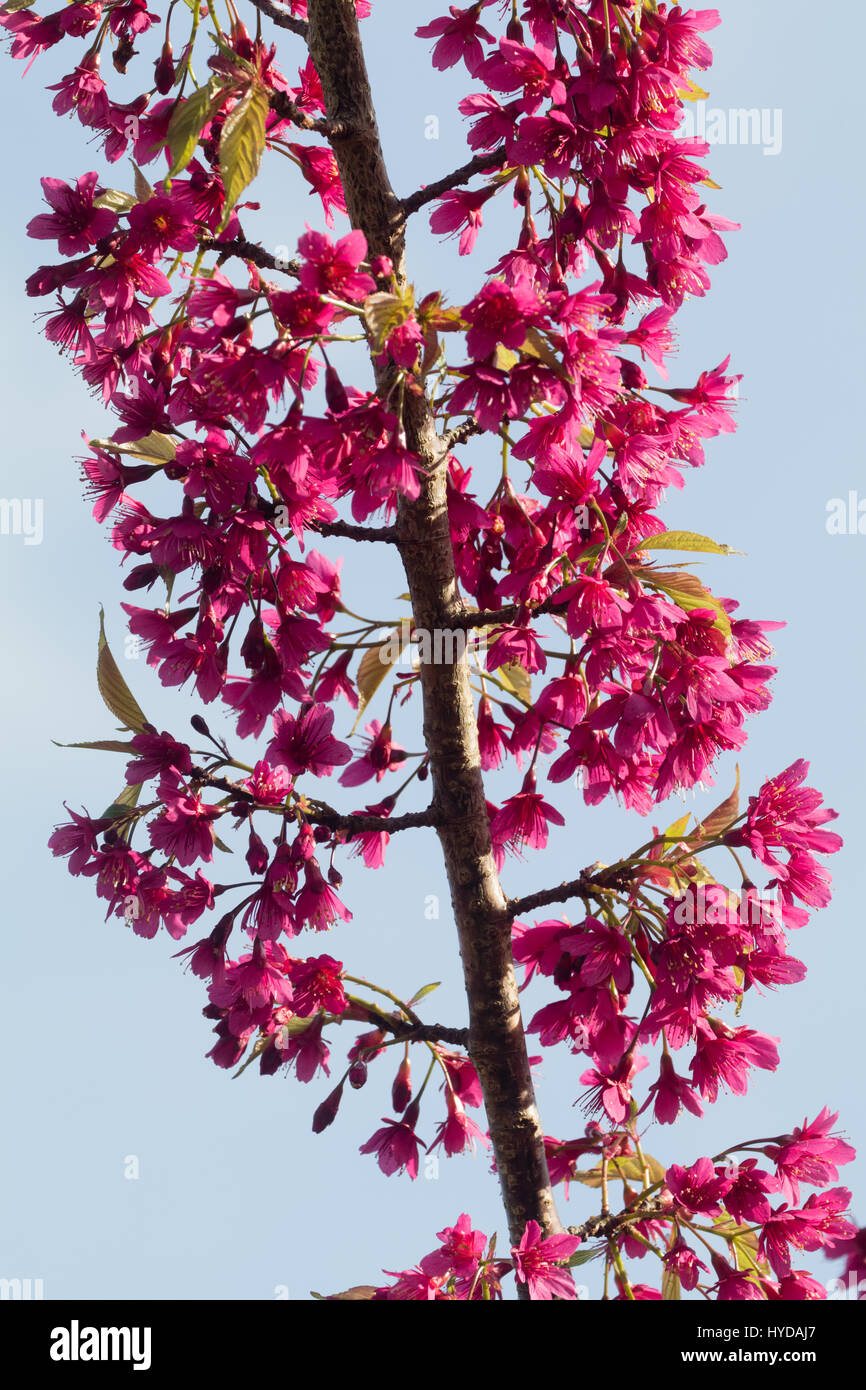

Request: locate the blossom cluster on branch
(6, 0), (858, 1298)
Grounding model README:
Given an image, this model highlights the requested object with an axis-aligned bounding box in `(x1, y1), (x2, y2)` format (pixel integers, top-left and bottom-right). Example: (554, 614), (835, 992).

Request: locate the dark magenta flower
(511, 1220), (581, 1301)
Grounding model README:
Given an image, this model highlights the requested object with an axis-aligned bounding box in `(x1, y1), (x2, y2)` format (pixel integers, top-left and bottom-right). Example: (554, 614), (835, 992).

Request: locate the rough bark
(305, 0), (563, 1255)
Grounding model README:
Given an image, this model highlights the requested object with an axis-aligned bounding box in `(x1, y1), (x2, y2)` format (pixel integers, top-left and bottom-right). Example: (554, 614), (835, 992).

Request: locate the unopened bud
(618, 357), (647, 391)
(391, 1057), (412, 1112)
(154, 40), (175, 95)
(325, 363), (349, 415)
(514, 167), (531, 206)
(312, 1080), (345, 1133)
(246, 829), (269, 876)
(348, 1060), (368, 1089)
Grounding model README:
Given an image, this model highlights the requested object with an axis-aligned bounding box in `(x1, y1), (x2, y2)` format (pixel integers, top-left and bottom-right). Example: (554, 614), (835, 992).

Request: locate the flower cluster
(11, 0), (856, 1299)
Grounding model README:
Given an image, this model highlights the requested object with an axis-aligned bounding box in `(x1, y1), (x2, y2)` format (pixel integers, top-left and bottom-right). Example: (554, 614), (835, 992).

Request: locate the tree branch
(309, 518), (398, 544)
(318, 805), (440, 835)
(452, 594), (570, 631)
(189, 768), (439, 833)
(567, 1204), (668, 1243)
(508, 867), (634, 918)
(390, 1021), (470, 1048)
(348, 998), (469, 1049)
(439, 418), (483, 454)
(401, 147), (509, 218)
(248, 0), (309, 38)
(304, 0), (563, 1270)
(269, 89), (359, 140)
(200, 234), (299, 277)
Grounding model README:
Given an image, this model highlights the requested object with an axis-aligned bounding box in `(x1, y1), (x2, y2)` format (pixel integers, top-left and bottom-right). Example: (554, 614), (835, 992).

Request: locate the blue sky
(0, 0), (863, 1300)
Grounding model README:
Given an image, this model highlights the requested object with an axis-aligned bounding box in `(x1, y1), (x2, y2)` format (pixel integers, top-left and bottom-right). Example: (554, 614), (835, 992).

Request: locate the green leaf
(632, 566), (732, 639)
(632, 530), (741, 557)
(407, 981), (440, 1007)
(132, 163), (154, 204)
(102, 781), (144, 820)
(573, 1154), (667, 1187)
(53, 739), (136, 754)
(156, 566), (176, 605)
(520, 326), (567, 377)
(97, 608), (149, 733)
(712, 1214), (767, 1276)
(694, 765), (740, 841)
(167, 81), (220, 176)
(351, 627), (407, 733)
(662, 1267), (682, 1300)
(88, 431), (177, 464)
(661, 812), (691, 847)
(363, 287), (414, 351)
(218, 82), (270, 228)
(567, 1245), (606, 1268)
(496, 660), (532, 705)
(492, 344), (520, 373)
(93, 188), (137, 214)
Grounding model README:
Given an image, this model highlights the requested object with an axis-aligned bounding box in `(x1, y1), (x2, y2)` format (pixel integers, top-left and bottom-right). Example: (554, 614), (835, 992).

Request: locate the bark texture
(306, 0), (563, 1252)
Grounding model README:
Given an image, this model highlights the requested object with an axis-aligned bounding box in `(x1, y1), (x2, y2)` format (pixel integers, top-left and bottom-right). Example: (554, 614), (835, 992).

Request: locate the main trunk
(306, 0), (562, 1251)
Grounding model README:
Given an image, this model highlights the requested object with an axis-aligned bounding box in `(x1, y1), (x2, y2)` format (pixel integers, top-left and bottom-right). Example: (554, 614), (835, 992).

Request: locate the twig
(309, 519), (398, 544)
(567, 1204), (668, 1242)
(248, 0), (309, 39)
(391, 1021), (470, 1047)
(507, 866), (633, 917)
(199, 235), (300, 277)
(451, 592), (572, 631)
(401, 147), (509, 217)
(269, 89), (359, 140)
(439, 419), (483, 454)
(348, 997), (469, 1049)
(318, 805), (440, 835)
(189, 767), (440, 833)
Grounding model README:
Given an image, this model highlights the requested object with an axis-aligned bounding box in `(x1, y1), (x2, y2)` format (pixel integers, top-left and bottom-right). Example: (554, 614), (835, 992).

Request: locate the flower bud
(246, 828), (269, 876)
(391, 1056), (412, 1112)
(348, 1060), (368, 1089)
(618, 357), (647, 390)
(325, 363), (349, 414)
(122, 563), (159, 591)
(312, 1080), (345, 1133)
(154, 40), (175, 95)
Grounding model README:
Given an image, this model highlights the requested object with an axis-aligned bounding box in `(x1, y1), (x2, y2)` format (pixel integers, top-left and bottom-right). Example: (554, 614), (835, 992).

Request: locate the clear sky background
(1, 0), (863, 1300)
